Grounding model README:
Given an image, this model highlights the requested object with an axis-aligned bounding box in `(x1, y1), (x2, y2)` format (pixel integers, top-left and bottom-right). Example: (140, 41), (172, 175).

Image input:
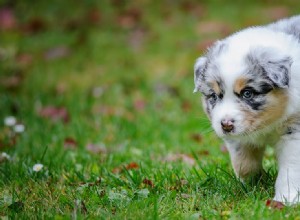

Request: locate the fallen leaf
(128, 27), (146, 51)
(112, 162), (139, 174)
(266, 199), (285, 210)
(86, 143), (107, 154)
(112, 167), (122, 174)
(196, 20), (232, 36)
(117, 8), (142, 29)
(16, 53), (33, 68)
(181, 100), (192, 112)
(180, 2), (205, 16)
(154, 84), (180, 97)
(64, 137), (78, 149)
(22, 17), (47, 34)
(262, 6), (290, 20)
(0, 8), (17, 31)
(133, 99), (146, 111)
(43, 46), (71, 61)
(143, 178), (154, 188)
(177, 178), (189, 186)
(38, 106), (70, 123)
(162, 153), (195, 166)
(220, 145), (228, 153)
(190, 133), (202, 143)
(198, 150), (209, 156)
(197, 38), (216, 52)
(0, 71), (24, 90)
(126, 162), (139, 170)
(86, 9), (101, 25)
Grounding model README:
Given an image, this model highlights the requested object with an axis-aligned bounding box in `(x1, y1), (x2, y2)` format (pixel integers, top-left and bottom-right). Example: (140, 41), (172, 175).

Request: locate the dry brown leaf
(143, 178), (154, 188)
(190, 133), (202, 143)
(64, 137), (78, 150)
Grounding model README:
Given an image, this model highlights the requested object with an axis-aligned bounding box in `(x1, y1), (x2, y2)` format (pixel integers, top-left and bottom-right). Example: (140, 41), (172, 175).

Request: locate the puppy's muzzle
(221, 119), (235, 133)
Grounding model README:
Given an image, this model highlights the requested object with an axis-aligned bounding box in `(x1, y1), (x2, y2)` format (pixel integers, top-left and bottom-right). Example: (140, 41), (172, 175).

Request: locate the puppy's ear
(247, 47), (293, 88)
(194, 56), (208, 93)
(263, 56), (292, 88)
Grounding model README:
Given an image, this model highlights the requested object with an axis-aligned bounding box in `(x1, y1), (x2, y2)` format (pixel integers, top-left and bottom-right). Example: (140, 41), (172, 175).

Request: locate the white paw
(273, 192), (300, 205)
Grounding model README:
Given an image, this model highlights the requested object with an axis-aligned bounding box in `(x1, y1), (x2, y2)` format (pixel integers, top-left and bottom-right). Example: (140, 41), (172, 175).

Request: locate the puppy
(194, 15), (300, 204)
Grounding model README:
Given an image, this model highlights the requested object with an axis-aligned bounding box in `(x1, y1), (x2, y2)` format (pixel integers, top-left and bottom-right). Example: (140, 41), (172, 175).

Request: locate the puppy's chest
(241, 117), (300, 147)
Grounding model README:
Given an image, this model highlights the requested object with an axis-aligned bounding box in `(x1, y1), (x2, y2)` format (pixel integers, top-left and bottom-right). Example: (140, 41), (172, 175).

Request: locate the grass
(1, 0), (300, 219)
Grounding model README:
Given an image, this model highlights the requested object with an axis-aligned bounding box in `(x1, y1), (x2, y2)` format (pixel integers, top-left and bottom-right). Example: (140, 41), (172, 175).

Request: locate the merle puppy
(194, 15), (300, 204)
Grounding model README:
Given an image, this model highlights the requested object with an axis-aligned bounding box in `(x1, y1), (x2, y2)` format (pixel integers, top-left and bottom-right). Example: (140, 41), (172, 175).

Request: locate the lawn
(1, 0), (300, 219)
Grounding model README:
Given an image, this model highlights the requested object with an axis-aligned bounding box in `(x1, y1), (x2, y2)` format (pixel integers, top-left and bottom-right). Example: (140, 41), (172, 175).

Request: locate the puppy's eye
(209, 92), (218, 101)
(241, 89), (254, 100)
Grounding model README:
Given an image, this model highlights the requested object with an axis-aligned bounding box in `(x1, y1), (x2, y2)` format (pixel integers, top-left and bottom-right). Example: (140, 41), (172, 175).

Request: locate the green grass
(1, 0), (300, 219)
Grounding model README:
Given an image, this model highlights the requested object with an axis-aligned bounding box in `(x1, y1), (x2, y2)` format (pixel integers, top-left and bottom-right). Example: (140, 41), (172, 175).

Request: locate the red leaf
(143, 178), (154, 188)
(64, 137), (78, 149)
(125, 162), (139, 170)
(265, 199), (285, 210)
(0, 8), (17, 31)
(38, 106), (70, 123)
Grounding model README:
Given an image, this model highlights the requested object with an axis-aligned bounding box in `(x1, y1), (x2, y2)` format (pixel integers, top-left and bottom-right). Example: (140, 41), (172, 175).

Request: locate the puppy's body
(194, 16), (300, 204)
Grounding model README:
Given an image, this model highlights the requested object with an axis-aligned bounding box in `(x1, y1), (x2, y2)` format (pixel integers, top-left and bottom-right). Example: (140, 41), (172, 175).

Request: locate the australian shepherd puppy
(194, 15), (300, 204)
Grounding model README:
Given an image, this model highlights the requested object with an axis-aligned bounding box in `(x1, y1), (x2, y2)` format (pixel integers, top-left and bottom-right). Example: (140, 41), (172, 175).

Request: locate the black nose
(221, 119), (235, 132)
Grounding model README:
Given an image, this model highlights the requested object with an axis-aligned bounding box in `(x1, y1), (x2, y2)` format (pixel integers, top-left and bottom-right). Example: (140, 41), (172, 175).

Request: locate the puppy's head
(194, 40), (293, 138)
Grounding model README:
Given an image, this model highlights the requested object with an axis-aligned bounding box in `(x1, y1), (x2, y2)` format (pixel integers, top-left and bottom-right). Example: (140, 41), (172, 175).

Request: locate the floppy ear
(194, 56), (208, 93)
(247, 47), (293, 88)
(262, 57), (292, 88)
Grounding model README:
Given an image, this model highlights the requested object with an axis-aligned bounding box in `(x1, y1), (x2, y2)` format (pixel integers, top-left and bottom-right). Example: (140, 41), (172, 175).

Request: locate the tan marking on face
(209, 80), (221, 95)
(242, 89), (288, 131)
(234, 77), (248, 94)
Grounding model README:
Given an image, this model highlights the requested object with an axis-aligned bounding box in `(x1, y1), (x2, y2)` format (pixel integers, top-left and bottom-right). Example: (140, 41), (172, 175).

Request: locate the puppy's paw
(273, 192), (300, 205)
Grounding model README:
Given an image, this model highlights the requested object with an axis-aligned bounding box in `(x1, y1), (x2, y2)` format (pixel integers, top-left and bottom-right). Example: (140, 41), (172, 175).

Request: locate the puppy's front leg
(226, 141), (265, 180)
(274, 135), (300, 204)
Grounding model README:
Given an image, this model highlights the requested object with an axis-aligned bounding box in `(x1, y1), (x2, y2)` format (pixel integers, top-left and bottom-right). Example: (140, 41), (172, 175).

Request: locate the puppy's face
(194, 41), (292, 138)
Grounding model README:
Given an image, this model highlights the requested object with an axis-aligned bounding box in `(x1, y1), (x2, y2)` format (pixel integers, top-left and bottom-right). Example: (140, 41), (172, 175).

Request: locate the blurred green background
(1, 0), (300, 218)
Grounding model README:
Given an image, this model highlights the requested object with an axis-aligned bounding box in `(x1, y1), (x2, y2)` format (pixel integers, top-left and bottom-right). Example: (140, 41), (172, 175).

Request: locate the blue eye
(210, 93), (218, 101)
(241, 89), (254, 100)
